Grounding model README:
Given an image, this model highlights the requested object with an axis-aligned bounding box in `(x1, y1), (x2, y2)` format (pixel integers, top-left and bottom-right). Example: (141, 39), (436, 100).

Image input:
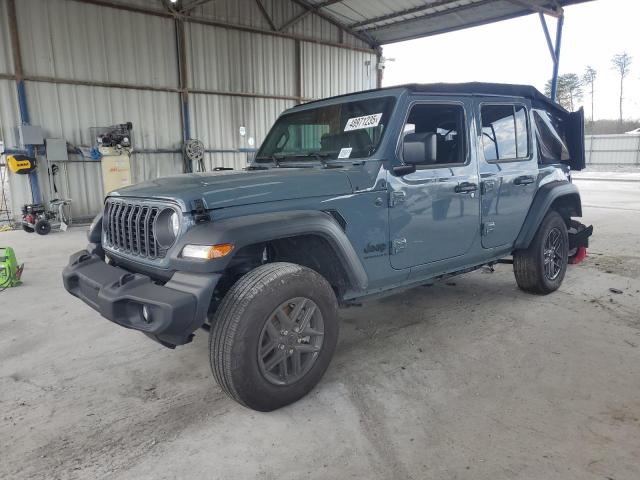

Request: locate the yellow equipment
(7, 154), (37, 175)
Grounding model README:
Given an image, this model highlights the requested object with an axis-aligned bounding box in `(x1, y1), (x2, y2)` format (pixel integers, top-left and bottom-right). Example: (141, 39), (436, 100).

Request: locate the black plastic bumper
(62, 250), (220, 347)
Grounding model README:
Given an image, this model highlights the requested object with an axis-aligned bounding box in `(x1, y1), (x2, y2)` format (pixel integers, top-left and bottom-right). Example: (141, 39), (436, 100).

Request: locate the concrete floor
(1, 179), (639, 480)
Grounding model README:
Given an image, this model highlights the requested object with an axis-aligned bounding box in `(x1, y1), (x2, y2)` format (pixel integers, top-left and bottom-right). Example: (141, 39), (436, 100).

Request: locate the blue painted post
(8, 0), (41, 203)
(176, 17), (192, 173)
(16, 80), (42, 203)
(550, 14), (564, 102)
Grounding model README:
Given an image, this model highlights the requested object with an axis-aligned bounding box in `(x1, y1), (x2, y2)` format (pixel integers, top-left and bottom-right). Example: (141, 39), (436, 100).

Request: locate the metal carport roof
(298, 0), (591, 46)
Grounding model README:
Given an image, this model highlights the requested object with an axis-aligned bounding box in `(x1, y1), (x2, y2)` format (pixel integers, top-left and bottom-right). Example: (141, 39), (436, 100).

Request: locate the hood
(109, 168), (354, 211)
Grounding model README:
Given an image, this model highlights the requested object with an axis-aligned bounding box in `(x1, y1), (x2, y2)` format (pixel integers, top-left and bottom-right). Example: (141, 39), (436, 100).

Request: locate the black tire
(35, 219), (51, 235)
(513, 210), (568, 294)
(22, 224), (34, 233)
(209, 262), (339, 411)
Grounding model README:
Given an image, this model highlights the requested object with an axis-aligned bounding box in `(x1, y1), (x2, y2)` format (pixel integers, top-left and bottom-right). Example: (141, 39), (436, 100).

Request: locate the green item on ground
(0, 246), (23, 288)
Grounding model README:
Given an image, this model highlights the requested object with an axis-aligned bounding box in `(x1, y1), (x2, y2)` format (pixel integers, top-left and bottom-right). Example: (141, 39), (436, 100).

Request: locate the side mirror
(403, 132), (437, 165)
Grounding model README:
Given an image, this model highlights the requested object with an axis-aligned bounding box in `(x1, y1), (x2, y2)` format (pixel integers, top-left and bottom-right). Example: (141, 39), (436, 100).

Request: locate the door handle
(514, 175), (535, 186)
(454, 182), (478, 194)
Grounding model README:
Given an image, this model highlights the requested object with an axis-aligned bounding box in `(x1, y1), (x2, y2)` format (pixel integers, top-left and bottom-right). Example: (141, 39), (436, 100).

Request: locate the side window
(403, 103), (467, 166)
(481, 104), (530, 161)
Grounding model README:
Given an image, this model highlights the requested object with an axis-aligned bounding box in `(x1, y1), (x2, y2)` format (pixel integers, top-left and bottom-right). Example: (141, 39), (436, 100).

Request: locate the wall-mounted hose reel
(185, 139), (205, 172)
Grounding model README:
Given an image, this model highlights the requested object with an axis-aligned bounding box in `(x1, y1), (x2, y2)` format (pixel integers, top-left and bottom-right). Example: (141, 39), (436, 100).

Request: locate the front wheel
(513, 210), (568, 294)
(209, 262), (339, 411)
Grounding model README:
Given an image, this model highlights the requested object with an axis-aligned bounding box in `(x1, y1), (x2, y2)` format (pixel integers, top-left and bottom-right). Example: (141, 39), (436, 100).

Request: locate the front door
(476, 100), (538, 248)
(388, 100), (480, 270)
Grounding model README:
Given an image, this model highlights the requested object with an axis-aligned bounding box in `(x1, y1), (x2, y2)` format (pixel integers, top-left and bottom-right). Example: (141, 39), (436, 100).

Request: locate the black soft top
(403, 82), (567, 115)
(300, 82), (567, 117)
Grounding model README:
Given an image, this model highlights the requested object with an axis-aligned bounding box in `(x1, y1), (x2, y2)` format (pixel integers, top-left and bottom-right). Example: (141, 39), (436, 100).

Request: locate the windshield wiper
(254, 154), (284, 167)
(255, 152), (342, 168)
(287, 152), (331, 160)
(280, 152), (337, 168)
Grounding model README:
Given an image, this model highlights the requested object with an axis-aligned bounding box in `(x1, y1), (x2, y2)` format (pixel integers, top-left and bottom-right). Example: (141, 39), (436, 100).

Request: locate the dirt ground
(1, 178), (639, 480)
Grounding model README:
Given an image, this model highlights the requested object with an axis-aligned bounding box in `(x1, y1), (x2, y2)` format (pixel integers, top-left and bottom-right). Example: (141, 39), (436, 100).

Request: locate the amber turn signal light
(181, 243), (234, 260)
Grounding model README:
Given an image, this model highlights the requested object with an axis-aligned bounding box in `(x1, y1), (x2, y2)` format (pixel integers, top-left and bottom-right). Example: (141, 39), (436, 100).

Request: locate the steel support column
(551, 13), (564, 102)
(175, 17), (192, 172)
(376, 49), (383, 88)
(539, 11), (564, 102)
(7, 0), (41, 203)
(294, 40), (302, 104)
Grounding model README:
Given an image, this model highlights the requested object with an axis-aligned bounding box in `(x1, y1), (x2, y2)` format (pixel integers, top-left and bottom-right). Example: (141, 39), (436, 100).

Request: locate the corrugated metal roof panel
(307, 0), (590, 45)
(285, 6), (367, 48)
(319, 0), (428, 25)
(188, 0), (370, 48)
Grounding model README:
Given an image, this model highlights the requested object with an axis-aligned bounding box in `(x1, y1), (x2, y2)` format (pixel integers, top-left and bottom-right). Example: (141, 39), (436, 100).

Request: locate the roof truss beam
(505, 0), (563, 18)
(254, 0), (278, 30)
(289, 0), (377, 46)
(179, 0), (216, 13)
(278, 9), (312, 31)
(67, 0), (375, 52)
(279, 0), (346, 32)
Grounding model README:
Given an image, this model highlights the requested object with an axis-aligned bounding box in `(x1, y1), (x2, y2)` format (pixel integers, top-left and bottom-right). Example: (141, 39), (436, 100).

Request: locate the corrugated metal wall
(585, 135), (640, 165)
(301, 43), (377, 99)
(0, 0), (378, 220)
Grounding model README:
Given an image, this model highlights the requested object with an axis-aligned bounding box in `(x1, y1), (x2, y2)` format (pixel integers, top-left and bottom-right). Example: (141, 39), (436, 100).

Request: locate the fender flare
(513, 181), (582, 250)
(169, 210), (368, 291)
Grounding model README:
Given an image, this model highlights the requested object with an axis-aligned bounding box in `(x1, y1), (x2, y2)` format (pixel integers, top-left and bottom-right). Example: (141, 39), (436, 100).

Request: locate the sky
(381, 0), (640, 120)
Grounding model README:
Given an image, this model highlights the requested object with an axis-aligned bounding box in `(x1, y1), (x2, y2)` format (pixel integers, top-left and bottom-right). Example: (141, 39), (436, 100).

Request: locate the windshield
(256, 96), (396, 163)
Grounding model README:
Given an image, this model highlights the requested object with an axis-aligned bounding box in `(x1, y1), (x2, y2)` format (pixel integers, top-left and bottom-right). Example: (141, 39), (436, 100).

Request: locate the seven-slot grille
(103, 198), (168, 259)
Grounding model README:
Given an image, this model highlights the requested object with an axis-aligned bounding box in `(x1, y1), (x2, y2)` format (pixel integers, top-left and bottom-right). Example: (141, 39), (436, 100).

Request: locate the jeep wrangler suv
(63, 83), (592, 411)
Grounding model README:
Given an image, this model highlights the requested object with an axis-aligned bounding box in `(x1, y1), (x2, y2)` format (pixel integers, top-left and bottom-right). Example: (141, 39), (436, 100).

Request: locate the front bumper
(62, 250), (220, 347)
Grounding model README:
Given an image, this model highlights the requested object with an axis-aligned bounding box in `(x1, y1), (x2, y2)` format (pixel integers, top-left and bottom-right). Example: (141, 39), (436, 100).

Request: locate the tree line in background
(544, 51), (638, 134)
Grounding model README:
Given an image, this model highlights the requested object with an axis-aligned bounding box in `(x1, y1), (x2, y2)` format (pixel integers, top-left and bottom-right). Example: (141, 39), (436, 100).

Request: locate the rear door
(476, 100), (538, 248)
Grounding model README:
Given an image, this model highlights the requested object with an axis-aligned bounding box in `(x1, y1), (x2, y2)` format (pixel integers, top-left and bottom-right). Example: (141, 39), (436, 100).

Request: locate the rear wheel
(209, 262), (339, 411)
(22, 224), (34, 233)
(513, 210), (568, 294)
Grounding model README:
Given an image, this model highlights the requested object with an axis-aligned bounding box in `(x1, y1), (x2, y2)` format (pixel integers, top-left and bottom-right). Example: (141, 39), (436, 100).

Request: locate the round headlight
(155, 208), (180, 248)
(170, 211), (180, 236)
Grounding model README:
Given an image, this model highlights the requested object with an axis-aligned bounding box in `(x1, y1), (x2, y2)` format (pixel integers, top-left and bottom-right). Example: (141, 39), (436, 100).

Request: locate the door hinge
(482, 221), (495, 236)
(481, 180), (495, 194)
(192, 198), (210, 223)
(389, 190), (406, 207)
(392, 237), (407, 254)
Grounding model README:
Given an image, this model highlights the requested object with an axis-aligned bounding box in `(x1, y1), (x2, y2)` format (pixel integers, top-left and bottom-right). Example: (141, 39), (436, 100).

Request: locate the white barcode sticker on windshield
(338, 147), (352, 159)
(344, 113), (382, 131)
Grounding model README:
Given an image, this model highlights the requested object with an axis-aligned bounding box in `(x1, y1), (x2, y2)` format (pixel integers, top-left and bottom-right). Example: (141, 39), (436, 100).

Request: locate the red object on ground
(569, 246), (587, 265)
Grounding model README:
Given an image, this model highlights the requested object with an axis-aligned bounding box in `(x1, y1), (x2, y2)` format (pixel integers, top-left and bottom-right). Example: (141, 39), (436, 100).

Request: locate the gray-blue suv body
(63, 83), (592, 411)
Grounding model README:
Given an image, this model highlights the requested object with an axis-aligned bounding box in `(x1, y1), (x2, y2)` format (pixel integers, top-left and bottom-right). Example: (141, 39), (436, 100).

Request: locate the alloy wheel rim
(543, 227), (565, 281)
(257, 297), (325, 386)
